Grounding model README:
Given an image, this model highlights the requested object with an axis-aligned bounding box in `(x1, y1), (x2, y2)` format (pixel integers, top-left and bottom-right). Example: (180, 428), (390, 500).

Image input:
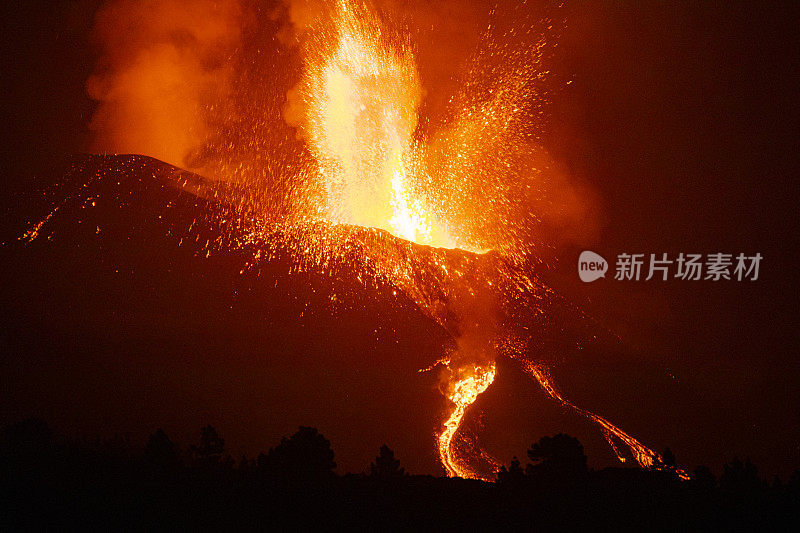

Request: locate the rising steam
(86, 0), (245, 169)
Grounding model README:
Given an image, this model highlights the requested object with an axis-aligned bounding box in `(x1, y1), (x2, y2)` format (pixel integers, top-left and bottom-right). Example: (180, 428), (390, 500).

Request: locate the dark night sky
(545, 2), (800, 477)
(1, 1), (799, 477)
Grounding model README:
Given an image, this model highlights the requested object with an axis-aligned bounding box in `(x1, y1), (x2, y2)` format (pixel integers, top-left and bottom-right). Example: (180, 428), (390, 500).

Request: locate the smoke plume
(85, 0), (596, 249)
(86, 0), (245, 169)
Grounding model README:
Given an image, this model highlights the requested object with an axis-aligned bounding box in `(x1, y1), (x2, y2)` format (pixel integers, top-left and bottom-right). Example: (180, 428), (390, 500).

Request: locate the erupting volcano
(15, 0), (687, 481)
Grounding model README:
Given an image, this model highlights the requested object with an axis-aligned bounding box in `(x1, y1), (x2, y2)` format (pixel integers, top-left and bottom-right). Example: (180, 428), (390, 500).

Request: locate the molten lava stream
(437, 364), (496, 480)
(521, 361), (690, 479)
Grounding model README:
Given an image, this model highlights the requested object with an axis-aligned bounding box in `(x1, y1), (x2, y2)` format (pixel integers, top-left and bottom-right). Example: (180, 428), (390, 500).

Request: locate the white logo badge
(578, 251), (608, 282)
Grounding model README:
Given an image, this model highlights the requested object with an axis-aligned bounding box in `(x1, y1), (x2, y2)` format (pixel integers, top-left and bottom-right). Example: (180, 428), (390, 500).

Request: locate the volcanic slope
(0, 155), (693, 476)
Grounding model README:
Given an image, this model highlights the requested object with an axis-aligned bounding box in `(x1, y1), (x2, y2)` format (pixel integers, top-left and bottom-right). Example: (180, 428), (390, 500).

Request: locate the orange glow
(291, 1), (456, 249)
(437, 364), (496, 480)
(521, 361), (690, 479)
(86, 0), (243, 168)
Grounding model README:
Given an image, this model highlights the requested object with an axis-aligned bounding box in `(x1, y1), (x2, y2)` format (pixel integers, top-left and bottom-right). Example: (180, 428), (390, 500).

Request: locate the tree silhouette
(650, 446), (678, 473)
(720, 456), (762, 493)
(260, 426), (336, 480)
(4, 418), (800, 529)
(662, 447), (676, 467)
(1, 418), (53, 475)
(1, 418), (52, 458)
(369, 444), (404, 480)
(191, 425), (225, 465)
(788, 469), (800, 491)
(526, 433), (588, 477)
(691, 465), (716, 491)
(145, 428), (179, 470)
(496, 456), (525, 485)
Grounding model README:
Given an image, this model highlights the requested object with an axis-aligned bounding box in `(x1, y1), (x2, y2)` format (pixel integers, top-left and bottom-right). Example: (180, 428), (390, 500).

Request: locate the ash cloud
(86, 0), (245, 170)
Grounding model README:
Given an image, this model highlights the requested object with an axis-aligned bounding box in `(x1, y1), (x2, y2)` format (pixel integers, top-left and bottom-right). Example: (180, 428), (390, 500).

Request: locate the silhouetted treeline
(1, 419), (798, 530)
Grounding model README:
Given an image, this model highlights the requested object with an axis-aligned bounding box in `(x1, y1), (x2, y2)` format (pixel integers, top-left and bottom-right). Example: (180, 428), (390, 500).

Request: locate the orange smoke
(86, 0), (244, 170)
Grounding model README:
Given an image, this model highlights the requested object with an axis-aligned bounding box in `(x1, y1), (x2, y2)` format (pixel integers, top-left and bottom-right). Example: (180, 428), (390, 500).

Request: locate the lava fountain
(287, 0), (456, 249)
(289, 1), (503, 479)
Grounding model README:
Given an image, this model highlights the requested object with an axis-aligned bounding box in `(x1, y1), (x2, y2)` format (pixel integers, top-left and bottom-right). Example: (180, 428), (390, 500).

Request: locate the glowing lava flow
(438, 364), (497, 480)
(520, 361), (690, 479)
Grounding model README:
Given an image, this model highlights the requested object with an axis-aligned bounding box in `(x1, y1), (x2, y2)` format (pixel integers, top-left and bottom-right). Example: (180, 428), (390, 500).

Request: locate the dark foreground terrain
(2, 419), (798, 531)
